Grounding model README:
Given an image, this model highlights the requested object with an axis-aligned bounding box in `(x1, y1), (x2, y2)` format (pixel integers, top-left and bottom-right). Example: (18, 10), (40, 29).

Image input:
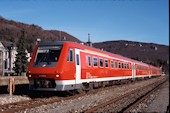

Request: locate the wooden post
(9, 77), (12, 96)
(8, 77), (15, 96)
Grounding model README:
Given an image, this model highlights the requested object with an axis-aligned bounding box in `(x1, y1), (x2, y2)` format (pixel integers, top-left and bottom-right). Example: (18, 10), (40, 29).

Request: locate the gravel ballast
(0, 76), (167, 113)
(0, 94), (31, 105)
(143, 80), (169, 112)
(18, 77), (165, 113)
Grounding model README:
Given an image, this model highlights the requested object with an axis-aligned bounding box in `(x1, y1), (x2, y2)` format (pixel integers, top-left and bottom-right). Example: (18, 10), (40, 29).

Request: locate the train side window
(93, 57), (98, 67)
(76, 54), (79, 65)
(118, 62), (121, 69)
(124, 63), (127, 69)
(127, 64), (130, 69)
(100, 58), (104, 68)
(115, 62), (117, 68)
(67, 49), (74, 62)
(111, 60), (114, 68)
(122, 63), (124, 69)
(105, 59), (108, 68)
(136, 65), (138, 70)
(87, 56), (91, 66)
(129, 64), (131, 69)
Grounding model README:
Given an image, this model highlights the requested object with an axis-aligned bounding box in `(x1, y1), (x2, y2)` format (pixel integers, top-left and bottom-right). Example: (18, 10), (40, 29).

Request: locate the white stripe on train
(55, 74), (158, 85)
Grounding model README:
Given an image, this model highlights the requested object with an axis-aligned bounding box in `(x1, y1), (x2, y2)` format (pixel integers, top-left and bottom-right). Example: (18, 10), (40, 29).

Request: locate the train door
(132, 63), (136, 78)
(75, 49), (81, 87)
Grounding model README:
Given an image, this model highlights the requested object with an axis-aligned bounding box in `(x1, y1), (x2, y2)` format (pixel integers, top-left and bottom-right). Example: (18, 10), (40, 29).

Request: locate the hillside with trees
(93, 40), (169, 74)
(0, 16), (81, 52)
(0, 16), (169, 74)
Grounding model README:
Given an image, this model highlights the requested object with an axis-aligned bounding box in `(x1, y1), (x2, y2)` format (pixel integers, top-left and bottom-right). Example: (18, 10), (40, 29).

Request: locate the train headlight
(56, 74), (60, 78)
(28, 75), (32, 78)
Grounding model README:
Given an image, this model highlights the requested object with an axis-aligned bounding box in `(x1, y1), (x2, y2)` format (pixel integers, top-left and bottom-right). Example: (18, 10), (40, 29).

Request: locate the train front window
(33, 46), (62, 67)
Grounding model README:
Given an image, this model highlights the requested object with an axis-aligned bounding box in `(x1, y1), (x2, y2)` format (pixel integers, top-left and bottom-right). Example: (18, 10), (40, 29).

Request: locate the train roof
(37, 41), (159, 68)
(63, 42), (150, 66)
(38, 41), (66, 47)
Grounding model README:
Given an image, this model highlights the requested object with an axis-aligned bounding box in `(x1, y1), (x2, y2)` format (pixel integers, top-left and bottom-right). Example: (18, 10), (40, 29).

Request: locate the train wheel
(67, 90), (77, 96)
(77, 85), (87, 94)
(89, 83), (94, 90)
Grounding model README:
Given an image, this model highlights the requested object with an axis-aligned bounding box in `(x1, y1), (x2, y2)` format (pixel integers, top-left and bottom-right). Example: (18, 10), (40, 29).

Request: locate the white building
(0, 50), (3, 76)
(0, 41), (17, 76)
(0, 41), (31, 76)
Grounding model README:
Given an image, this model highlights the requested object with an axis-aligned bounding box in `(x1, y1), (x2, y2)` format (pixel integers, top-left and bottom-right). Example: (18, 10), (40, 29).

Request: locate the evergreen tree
(13, 30), (28, 75)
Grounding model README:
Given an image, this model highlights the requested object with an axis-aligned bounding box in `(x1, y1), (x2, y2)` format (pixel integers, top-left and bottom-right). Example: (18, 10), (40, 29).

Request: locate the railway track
(84, 77), (168, 113)
(0, 76), (166, 113)
(122, 78), (169, 113)
(0, 97), (62, 113)
(0, 85), (116, 113)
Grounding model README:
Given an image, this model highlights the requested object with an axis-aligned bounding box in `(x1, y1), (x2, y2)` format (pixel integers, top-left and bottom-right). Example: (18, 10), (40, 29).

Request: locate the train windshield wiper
(34, 47), (61, 66)
(35, 52), (48, 65)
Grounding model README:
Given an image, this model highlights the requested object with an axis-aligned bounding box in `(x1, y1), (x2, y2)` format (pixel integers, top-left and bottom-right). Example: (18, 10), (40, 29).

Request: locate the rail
(84, 77), (167, 113)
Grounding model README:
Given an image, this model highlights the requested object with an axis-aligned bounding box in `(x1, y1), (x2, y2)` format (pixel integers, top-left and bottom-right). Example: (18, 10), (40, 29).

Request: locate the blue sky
(0, 0), (169, 45)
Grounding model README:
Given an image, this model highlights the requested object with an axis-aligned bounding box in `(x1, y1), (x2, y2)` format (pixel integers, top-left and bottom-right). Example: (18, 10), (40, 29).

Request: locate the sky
(0, 0), (169, 45)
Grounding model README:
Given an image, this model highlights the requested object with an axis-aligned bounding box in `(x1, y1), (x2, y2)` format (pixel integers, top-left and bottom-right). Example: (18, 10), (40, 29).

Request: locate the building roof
(1, 41), (16, 48)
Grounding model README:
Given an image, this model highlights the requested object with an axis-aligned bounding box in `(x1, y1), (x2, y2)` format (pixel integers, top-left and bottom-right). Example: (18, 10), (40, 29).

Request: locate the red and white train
(26, 41), (162, 92)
